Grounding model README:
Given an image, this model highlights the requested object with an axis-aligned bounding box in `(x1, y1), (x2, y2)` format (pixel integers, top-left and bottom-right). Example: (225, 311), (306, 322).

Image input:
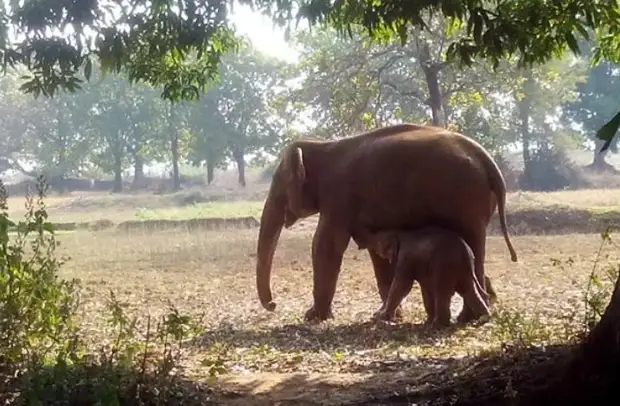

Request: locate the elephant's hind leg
(457, 230), (490, 322)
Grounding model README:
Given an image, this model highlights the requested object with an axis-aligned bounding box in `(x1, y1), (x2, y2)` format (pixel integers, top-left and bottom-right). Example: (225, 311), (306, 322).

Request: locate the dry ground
(54, 224), (619, 404)
(8, 186), (620, 404)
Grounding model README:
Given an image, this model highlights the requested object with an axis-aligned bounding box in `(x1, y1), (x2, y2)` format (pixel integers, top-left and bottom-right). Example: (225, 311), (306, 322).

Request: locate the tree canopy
(4, 0), (620, 148)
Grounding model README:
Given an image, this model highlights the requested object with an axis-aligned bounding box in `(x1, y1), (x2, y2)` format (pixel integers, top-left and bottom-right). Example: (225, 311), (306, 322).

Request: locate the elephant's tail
(484, 153), (518, 262)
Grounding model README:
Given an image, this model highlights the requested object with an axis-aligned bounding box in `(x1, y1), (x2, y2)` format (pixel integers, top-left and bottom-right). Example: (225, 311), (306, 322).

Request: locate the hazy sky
(229, 3), (300, 63)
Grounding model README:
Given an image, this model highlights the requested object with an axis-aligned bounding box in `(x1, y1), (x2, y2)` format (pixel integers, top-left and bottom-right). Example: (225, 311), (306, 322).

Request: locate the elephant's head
(371, 231), (400, 264)
(256, 142), (320, 311)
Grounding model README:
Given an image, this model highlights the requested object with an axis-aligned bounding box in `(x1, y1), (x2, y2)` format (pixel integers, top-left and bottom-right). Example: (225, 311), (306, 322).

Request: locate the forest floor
(16, 184), (619, 405)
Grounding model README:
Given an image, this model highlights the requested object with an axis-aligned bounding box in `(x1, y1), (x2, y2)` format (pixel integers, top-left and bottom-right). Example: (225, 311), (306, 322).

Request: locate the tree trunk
(527, 273), (620, 405)
(113, 149), (123, 193)
(587, 137), (617, 173)
(206, 159), (215, 185)
(171, 135), (180, 190)
(55, 108), (68, 193)
(169, 103), (181, 191)
(131, 154), (145, 190)
(518, 75), (535, 186)
(418, 43), (445, 127)
(232, 147), (246, 187)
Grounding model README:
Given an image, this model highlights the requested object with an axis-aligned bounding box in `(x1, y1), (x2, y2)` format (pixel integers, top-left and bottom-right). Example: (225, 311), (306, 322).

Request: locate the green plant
(583, 228), (619, 332)
(0, 175), (82, 374)
(0, 175), (213, 404)
(491, 306), (555, 347)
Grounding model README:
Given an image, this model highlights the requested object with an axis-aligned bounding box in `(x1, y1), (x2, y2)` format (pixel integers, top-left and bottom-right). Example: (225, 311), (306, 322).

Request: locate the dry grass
(507, 188), (620, 212)
(8, 186), (620, 403)
(8, 186), (620, 227)
(53, 219), (620, 404)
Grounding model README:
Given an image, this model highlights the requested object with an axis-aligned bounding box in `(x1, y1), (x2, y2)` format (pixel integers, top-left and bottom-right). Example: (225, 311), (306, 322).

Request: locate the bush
(0, 176), (221, 405)
(518, 144), (586, 191)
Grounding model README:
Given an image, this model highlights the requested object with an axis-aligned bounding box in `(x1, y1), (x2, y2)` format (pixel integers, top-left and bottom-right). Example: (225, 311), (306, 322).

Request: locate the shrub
(0, 175), (81, 373)
(0, 176), (219, 405)
(518, 144), (586, 191)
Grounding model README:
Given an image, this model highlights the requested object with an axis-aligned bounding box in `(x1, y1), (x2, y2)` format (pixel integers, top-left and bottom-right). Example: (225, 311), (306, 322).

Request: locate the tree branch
(382, 80), (427, 104)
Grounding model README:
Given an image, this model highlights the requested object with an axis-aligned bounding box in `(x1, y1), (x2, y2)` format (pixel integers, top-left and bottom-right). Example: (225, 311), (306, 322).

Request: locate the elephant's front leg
(305, 215), (351, 322)
(368, 250), (404, 321)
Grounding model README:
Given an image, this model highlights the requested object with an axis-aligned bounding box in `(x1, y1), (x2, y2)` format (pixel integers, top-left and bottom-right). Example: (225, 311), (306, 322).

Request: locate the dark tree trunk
(131, 154), (145, 190)
(169, 103), (181, 191)
(232, 147), (246, 187)
(418, 43), (445, 127)
(206, 159), (215, 185)
(113, 149), (123, 193)
(171, 134), (180, 190)
(518, 75), (535, 185)
(587, 137), (617, 173)
(55, 109), (68, 193)
(527, 273), (620, 405)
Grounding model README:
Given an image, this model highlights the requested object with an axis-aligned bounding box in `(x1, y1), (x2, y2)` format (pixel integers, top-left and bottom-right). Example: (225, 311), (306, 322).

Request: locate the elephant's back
(334, 129), (495, 232)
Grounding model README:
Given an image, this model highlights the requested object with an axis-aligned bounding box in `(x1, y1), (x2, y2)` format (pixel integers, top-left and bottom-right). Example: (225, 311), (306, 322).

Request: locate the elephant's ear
(287, 146), (306, 184)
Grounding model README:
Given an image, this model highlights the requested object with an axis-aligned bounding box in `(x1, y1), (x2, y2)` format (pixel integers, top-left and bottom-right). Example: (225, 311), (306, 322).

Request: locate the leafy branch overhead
(246, 0), (620, 150)
(5, 0), (620, 147)
(7, 0), (240, 101)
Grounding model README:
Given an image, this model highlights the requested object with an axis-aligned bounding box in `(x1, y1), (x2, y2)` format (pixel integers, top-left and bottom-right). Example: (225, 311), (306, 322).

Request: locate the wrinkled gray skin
(255, 123), (517, 322)
(356, 226), (492, 327)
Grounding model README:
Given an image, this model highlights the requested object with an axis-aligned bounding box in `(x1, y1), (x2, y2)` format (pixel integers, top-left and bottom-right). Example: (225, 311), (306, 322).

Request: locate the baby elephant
(356, 226), (491, 327)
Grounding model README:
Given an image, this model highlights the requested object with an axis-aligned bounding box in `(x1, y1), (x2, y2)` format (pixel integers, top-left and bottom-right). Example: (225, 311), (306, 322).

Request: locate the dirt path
(213, 369), (432, 405)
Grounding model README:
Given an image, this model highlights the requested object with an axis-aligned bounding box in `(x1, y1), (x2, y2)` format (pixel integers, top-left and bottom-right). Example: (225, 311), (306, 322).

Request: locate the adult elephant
(255, 123), (518, 322)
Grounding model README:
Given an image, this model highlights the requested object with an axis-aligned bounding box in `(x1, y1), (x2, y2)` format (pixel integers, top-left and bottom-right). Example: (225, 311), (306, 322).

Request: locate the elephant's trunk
(256, 186), (285, 311)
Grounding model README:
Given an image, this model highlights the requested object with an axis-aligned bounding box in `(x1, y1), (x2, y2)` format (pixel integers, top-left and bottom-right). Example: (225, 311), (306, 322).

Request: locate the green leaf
(597, 109), (620, 152)
(43, 222), (55, 234)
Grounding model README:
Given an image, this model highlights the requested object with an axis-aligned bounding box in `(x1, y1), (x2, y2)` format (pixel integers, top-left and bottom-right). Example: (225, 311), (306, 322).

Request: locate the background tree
(185, 40), (286, 186)
(563, 58), (620, 172)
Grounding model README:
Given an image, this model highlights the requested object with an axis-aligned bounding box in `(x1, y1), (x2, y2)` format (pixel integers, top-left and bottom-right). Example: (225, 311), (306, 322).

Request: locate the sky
(228, 3), (300, 64)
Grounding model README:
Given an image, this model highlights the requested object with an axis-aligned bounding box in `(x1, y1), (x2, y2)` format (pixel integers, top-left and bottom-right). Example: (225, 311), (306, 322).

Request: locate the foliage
(251, 0), (620, 67)
(282, 19), (588, 169)
(4, 0), (240, 101)
(0, 175), (80, 371)
(0, 175), (215, 404)
(518, 144), (583, 191)
(249, 0), (620, 151)
(184, 40), (287, 185)
(583, 229), (620, 333)
(0, 0), (619, 152)
(563, 57), (620, 162)
(284, 21), (510, 145)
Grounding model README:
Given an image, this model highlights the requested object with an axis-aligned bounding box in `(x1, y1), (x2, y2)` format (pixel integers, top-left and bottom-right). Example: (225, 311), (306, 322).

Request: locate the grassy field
(7, 184), (616, 404)
(8, 186), (620, 225)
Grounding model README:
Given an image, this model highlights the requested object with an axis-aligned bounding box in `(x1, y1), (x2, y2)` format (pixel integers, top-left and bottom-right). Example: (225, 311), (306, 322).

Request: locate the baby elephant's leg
(456, 276), (491, 324)
(485, 276), (498, 305)
(430, 275), (453, 328)
(420, 282), (435, 325)
(376, 261), (415, 321)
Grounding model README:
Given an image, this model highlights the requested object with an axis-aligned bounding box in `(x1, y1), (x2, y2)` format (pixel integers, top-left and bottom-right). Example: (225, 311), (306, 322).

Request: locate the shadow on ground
(1, 342), (579, 406)
(0, 361), (221, 406)
(193, 320), (466, 359)
(211, 343), (575, 406)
